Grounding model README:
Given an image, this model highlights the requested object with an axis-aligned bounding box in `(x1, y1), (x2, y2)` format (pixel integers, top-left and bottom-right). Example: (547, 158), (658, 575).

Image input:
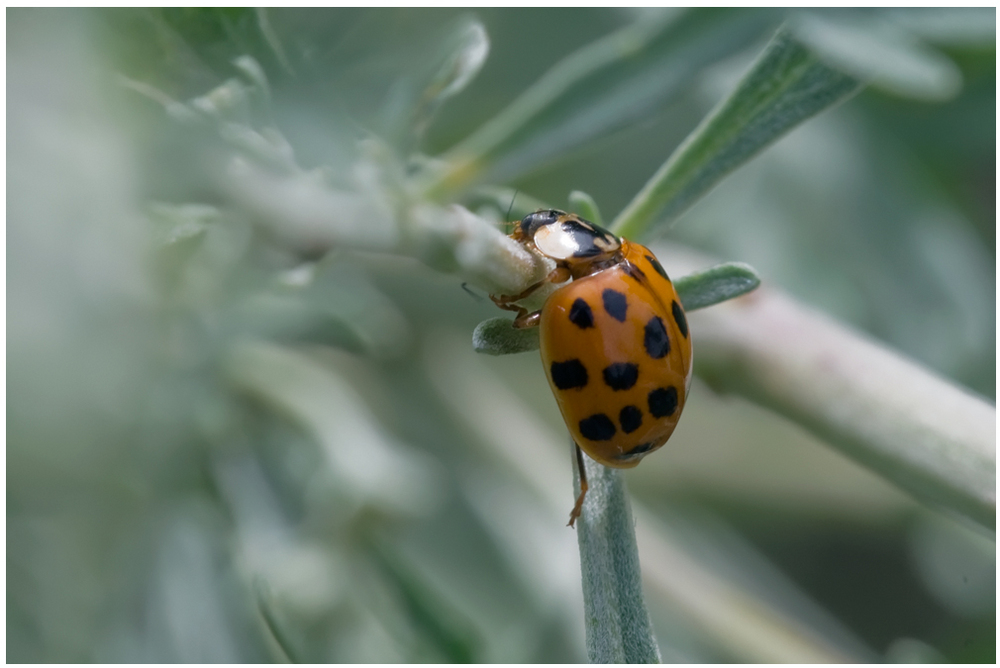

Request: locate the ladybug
(491, 209), (693, 526)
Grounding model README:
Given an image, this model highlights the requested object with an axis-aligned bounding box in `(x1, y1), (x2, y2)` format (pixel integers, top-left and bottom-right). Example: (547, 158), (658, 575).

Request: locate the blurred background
(7, 8), (995, 663)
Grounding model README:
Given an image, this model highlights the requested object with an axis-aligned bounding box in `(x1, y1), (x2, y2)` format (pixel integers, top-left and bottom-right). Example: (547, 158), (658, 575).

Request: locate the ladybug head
(518, 209), (621, 262)
(518, 209), (563, 238)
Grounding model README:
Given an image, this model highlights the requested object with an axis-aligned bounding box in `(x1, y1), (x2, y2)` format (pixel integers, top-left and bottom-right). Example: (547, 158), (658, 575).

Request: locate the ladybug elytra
(491, 210), (693, 526)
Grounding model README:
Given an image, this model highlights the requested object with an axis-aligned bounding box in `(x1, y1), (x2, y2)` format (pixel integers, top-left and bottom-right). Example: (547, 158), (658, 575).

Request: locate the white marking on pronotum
(592, 234), (618, 252)
(534, 223), (584, 260)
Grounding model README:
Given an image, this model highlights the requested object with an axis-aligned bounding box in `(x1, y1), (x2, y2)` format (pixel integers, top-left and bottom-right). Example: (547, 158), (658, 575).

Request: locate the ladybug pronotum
(492, 209), (693, 526)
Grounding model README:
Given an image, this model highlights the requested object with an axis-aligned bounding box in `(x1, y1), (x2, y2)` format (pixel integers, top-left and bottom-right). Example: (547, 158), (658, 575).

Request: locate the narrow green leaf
(472, 317), (540, 356)
(472, 261), (760, 355)
(367, 539), (480, 663)
(377, 17), (490, 150)
(568, 191), (604, 228)
(414, 19), (490, 140)
(574, 449), (661, 663)
(427, 19), (490, 104)
(789, 10), (961, 101)
(254, 581), (303, 663)
(425, 9), (773, 197)
(675, 262), (760, 311)
(612, 27), (863, 240)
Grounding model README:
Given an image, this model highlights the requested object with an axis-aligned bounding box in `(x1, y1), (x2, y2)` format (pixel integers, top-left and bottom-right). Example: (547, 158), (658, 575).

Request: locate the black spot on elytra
(619, 405), (643, 434)
(648, 386), (678, 418)
(645, 254), (670, 281)
(579, 413), (616, 441)
(550, 359), (588, 390)
(602, 289), (628, 322)
(568, 298), (594, 329)
(672, 300), (688, 339)
(644, 316), (670, 359)
(603, 362), (639, 391)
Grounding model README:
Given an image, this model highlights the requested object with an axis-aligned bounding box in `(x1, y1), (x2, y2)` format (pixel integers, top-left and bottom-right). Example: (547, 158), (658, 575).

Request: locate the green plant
(9, 8), (995, 663)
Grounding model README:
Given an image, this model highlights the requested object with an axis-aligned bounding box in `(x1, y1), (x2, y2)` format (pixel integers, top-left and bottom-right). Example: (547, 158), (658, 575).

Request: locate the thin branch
(689, 278), (995, 530)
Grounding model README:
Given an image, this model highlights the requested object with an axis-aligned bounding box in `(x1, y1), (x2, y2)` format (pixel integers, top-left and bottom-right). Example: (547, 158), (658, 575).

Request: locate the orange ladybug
(492, 210), (693, 525)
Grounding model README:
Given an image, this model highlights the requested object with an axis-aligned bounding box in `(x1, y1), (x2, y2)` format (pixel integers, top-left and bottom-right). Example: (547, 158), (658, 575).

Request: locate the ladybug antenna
(505, 189), (519, 222)
(461, 282), (485, 302)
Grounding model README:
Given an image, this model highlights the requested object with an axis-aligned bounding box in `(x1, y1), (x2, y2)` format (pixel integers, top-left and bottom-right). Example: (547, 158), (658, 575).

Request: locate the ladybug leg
(490, 299), (541, 329)
(568, 444), (589, 527)
(512, 309), (541, 329)
(490, 265), (571, 329)
(490, 275), (546, 308)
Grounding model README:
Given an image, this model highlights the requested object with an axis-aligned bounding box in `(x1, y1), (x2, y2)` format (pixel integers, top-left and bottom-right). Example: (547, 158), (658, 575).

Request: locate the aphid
(492, 209), (693, 526)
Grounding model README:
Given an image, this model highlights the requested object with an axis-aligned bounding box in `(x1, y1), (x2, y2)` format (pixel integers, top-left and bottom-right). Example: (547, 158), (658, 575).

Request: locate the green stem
(693, 284), (995, 530)
(574, 447), (661, 663)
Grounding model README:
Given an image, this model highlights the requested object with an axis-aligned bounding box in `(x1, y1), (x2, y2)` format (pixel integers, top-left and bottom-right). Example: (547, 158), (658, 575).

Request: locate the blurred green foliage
(8, 7), (994, 663)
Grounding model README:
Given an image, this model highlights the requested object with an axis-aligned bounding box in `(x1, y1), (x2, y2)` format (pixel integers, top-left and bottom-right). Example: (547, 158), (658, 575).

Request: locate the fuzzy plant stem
(574, 446), (661, 663)
(693, 286), (996, 530)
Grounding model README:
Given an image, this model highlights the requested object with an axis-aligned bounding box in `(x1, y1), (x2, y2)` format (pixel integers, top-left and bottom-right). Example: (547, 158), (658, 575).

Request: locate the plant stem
(692, 283), (995, 530)
(574, 447), (661, 663)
